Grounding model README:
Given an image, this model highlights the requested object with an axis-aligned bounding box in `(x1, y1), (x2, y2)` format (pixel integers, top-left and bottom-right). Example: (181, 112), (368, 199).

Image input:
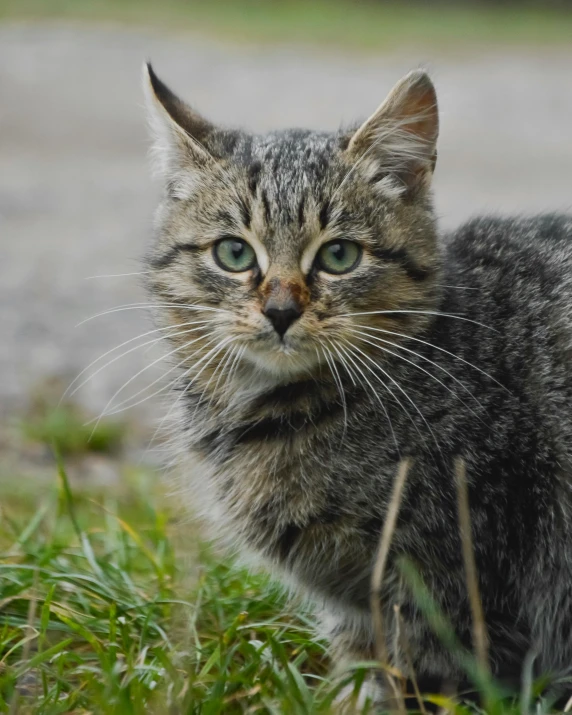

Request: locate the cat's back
(443, 213), (572, 429)
(445, 213), (572, 292)
(444, 214), (572, 346)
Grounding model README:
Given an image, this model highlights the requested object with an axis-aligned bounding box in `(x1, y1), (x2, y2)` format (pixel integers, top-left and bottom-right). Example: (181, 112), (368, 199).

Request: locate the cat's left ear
(143, 62), (218, 180)
(345, 70), (438, 197)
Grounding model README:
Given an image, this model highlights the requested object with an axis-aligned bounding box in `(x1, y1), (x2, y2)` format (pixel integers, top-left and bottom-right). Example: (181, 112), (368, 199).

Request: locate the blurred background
(2, 0), (572, 475)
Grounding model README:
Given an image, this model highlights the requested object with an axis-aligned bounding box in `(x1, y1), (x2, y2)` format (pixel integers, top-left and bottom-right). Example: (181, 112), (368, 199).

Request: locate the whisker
(199, 344), (244, 421)
(320, 344), (348, 438)
(348, 329), (484, 424)
(153, 336), (237, 431)
(95, 342), (226, 423)
(352, 323), (508, 392)
(223, 344), (245, 386)
(349, 327), (481, 407)
(218, 345), (248, 418)
(98, 333), (223, 418)
(435, 284), (479, 291)
(193, 342), (239, 419)
(77, 302), (230, 327)
(334, 341), (400, 455)
(62, 320), (212, 403)
(84, 271), (152, 279)
(224, 344), (246, 393)
(211, 344), (239, 398)
(341, 310), (498, 333)
(87, 331), (217, 432)
(145, 342), (244, 456)
(343, 340), (439, 452)
(325, 340), (357, 387)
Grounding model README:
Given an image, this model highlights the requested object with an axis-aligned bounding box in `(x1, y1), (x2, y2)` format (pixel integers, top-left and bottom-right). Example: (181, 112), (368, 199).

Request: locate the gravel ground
(1, 23), (571, 423)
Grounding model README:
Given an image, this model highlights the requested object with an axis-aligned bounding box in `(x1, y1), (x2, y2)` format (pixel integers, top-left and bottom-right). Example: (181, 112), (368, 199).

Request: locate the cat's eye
(316, 240), (361, 275)
(213, 237), (257, 273)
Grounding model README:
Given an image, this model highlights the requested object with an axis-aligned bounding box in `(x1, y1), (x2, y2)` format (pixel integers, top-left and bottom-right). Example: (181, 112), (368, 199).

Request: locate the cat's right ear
(143, 63), (215, 180)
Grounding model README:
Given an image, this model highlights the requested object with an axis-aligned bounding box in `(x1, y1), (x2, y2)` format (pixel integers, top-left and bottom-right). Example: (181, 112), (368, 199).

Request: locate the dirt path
(1, 23), (571, 421)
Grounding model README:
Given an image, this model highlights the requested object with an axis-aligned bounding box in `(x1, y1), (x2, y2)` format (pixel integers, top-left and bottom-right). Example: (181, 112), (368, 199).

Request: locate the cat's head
(144, 64), (440, 383)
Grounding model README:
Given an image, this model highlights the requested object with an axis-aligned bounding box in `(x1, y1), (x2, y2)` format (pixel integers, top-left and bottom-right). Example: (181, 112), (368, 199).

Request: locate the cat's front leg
(319, 609), (387, 712)
(320, 605), (456, 712)
(333, 678), (386, 714)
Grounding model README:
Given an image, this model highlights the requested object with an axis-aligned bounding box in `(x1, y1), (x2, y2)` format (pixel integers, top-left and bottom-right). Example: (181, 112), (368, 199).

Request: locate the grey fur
(143, 64), (572, 698)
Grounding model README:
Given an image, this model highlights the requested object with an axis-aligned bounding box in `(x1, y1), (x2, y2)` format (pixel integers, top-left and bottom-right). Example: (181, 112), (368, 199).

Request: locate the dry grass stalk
(370, 458), (411, 715)
(454, 457), (490, 675)
(393, 604), (428, 715)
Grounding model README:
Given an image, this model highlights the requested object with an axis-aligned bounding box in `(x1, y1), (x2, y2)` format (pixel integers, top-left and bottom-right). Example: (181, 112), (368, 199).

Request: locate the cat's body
(143, 65), (572, 697)
(172, 213), (572, 686)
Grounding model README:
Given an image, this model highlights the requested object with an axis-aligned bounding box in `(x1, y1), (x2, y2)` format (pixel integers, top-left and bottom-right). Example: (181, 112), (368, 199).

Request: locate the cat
(142, 62), (572, 704)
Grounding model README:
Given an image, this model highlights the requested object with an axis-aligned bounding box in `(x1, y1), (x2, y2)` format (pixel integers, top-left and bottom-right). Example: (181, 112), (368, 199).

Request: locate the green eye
(317, 240), (361, 275)
(213, 237), (257, 273)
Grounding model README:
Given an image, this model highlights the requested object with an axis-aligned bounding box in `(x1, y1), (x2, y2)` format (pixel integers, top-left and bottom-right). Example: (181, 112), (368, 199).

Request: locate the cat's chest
(182, 380), (403, 571)
(187, 410), (390, 562)
(192, 427), (331, 529)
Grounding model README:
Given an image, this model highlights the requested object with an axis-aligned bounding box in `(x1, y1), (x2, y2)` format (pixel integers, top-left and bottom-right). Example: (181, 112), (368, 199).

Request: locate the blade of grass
(54, 445), (81, 540)
(398, 557), (504, 709)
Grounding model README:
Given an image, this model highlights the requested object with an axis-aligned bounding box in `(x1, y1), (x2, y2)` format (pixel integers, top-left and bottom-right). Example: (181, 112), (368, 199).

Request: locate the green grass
(20, 404), (125, 457)
(0, 460), (377, 714)
(17, 379), (127, 458)
(1, 0), (572, 50)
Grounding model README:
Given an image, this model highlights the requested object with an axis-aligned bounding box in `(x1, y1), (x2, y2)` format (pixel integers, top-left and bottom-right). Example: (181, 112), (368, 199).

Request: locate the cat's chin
(242, 344), (320, 382)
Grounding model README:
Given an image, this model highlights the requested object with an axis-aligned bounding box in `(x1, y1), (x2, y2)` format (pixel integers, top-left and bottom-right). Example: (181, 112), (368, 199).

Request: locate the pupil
(231, 241), (244, 260)
(331, 243), (344, 261)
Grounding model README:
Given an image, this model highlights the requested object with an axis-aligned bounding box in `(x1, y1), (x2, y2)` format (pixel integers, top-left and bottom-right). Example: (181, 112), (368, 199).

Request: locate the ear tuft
(347, 69), (439, 196)
(142, 62), (214, 180)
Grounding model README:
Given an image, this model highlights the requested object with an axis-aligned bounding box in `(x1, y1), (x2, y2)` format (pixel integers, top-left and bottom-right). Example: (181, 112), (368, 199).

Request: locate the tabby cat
(143, 63), (572, 702)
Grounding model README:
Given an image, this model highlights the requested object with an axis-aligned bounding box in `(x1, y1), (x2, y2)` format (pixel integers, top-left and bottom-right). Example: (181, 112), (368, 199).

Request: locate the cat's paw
(333, 676), (386, 714)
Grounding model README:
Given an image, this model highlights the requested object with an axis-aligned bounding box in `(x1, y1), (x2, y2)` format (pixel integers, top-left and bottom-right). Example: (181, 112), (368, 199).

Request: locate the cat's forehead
(249, 129), (338, 171)
(231, 129), (344, 255)
(240, 129), (341, 204)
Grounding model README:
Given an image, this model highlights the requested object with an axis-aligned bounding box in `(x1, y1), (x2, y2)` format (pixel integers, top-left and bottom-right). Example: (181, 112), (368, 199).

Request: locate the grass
(1, 0), (572, 51)
(16, 378), (127, 458)
(0, 455), (380, 713)
(20, 404), (125, 457)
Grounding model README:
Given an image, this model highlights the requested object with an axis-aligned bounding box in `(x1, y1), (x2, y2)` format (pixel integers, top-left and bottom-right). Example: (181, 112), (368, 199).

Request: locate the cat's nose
(263, 298), (302, 338)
